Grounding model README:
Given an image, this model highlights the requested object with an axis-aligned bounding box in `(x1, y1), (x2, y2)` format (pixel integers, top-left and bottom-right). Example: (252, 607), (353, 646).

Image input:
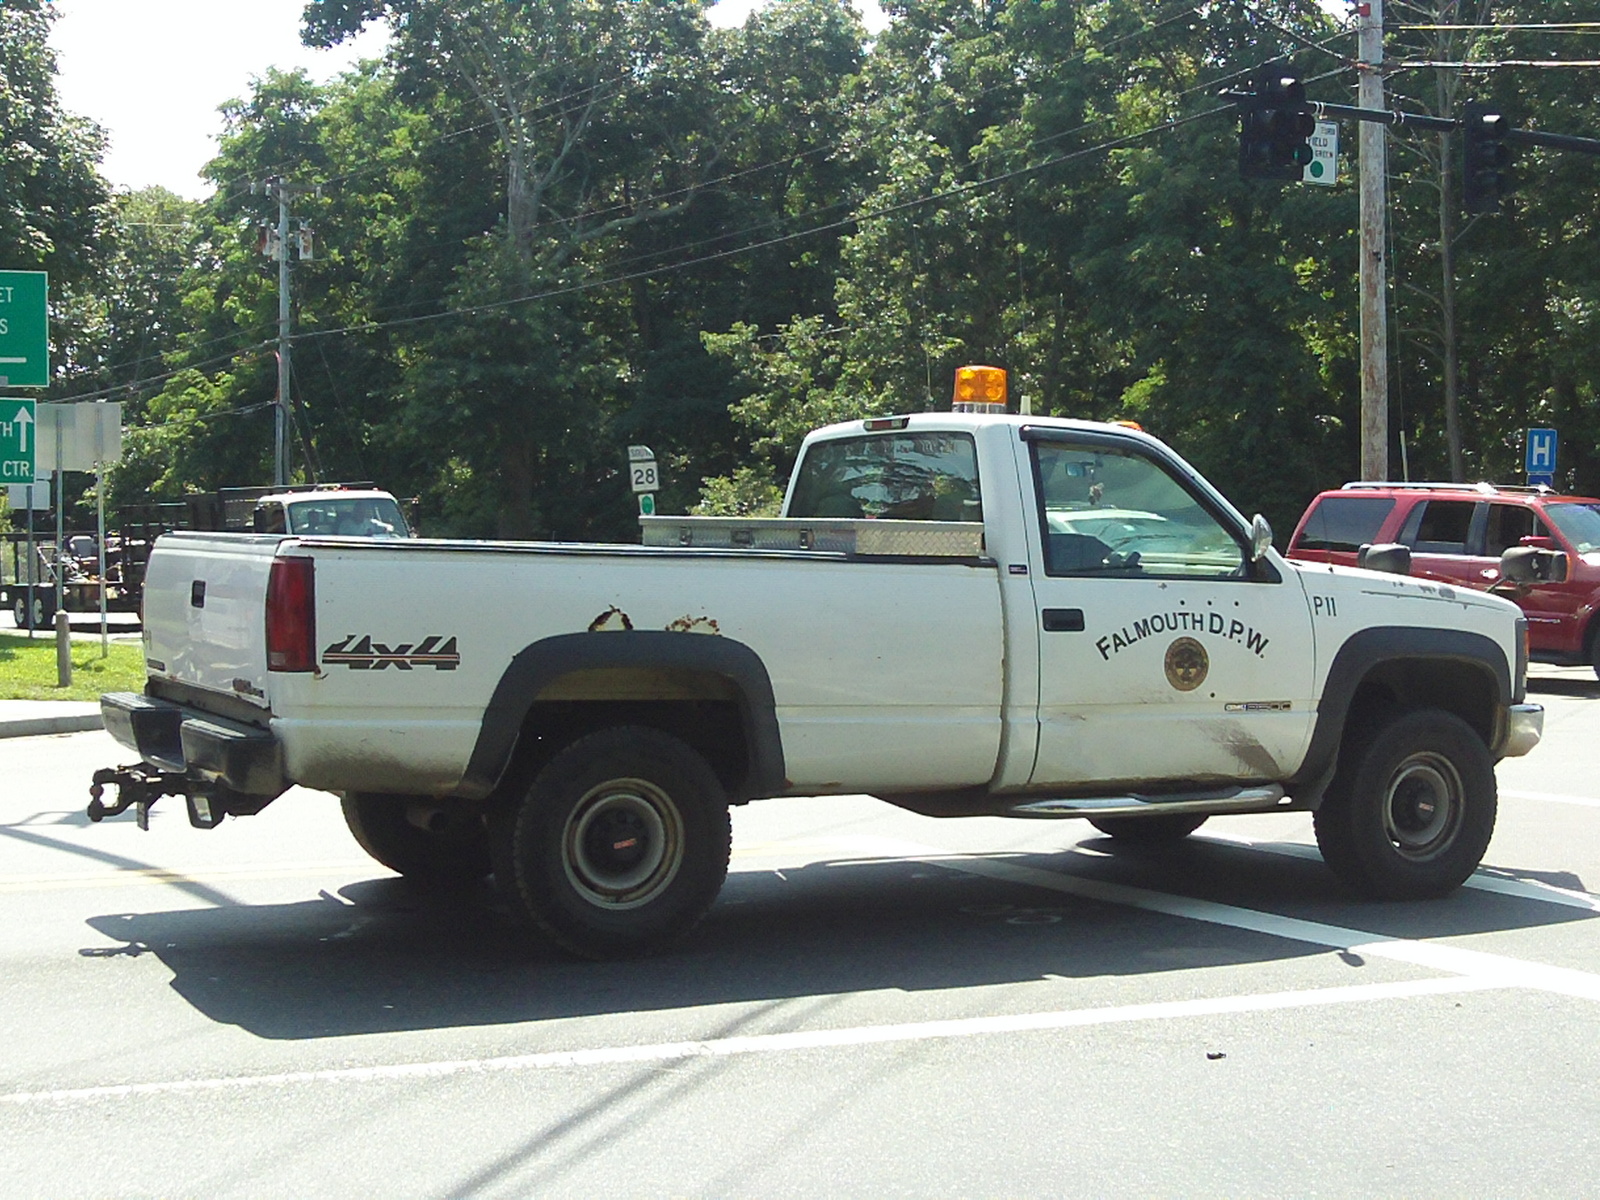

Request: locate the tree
(1385, 0), (1600, 486)
(0, 0), (109, 289)
(303, 0), (735, 536)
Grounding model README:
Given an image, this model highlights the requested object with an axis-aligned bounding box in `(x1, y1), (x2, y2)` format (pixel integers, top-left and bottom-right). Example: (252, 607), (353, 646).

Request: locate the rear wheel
(341, 792), (491, 885)
(1088, 813), (1208, 844)
(1313, 709), (1496, 899)
(493, 725), (731, 960)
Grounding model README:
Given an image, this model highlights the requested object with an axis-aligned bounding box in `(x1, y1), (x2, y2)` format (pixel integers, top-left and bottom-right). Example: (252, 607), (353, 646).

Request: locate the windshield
(285, 496), (411, 537)
(1542, 503), (1600, 553)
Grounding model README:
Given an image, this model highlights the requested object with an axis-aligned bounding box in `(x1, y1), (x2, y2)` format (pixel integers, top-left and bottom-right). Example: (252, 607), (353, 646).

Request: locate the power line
(67, 26), (1354, 407)
(1392, 23), (1600, 31)
(291, 28), (1356, 338)
(1391, 59), (1600, 69)
(293, 100), (1244, 348)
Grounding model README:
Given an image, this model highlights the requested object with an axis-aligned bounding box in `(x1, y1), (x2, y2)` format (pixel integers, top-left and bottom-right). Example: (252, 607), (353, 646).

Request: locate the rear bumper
(1500, 702), (1544, 759)
(101, 692), (286, 798)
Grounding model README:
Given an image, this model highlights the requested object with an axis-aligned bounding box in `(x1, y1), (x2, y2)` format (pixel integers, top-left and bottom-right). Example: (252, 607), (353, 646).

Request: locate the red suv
(1287, 482), (1600, 676)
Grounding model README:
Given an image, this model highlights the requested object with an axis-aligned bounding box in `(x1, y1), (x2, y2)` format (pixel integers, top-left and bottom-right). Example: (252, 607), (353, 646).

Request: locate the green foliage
(693, 465), (784, 516)
(30, 0), (1600, 545)
(0, 2), (110, 286)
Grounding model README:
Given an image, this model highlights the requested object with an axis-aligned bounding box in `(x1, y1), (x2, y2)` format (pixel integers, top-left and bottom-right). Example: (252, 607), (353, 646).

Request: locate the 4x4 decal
(323, 634), (460, 671)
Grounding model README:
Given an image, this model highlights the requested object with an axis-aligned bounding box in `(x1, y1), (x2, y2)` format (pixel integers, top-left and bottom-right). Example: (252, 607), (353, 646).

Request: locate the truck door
(1019, 429), (1316, 788)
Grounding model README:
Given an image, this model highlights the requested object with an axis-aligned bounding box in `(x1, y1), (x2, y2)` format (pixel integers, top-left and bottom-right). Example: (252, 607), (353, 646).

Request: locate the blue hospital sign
(1526, 428), (1558, 486)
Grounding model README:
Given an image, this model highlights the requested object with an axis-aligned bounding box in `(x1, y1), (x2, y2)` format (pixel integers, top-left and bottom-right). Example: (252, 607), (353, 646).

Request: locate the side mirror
(1357, 542), (1412, 575)
(1519, 535), (1557, 551)
(1501, 545), (1569, 584)
(1248, 514), (1273, 562)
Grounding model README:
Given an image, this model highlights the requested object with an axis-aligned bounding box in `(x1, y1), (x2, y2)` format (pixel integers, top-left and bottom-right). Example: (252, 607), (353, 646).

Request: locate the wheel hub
(1383, 753), (1463, 861)
(562, 780), (684, 910)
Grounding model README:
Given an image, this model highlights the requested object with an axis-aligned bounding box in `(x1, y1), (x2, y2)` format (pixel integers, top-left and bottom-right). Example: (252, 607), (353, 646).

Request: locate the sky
(48, 0), (1345, 201)
(46, 0), (890, 199)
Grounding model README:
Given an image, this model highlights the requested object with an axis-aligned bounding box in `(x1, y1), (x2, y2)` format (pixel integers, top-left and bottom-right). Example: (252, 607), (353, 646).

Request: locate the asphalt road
(4, 672), (1600, 1198)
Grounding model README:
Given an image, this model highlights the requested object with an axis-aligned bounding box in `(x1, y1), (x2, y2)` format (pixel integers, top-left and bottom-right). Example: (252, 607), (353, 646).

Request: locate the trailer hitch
(88, 766), (226, 830)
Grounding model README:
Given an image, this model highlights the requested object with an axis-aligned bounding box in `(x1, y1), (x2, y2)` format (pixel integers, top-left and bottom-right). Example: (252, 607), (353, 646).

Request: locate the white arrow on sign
(12, 404), (31, 453)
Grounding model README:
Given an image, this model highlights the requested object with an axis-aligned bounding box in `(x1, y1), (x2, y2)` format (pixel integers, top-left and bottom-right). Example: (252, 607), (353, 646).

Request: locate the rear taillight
(266, 556), (316, 672)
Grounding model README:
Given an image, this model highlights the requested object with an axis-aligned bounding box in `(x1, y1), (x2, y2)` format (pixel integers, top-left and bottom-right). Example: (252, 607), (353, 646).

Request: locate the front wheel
(1313, 709), (1496, 899)
(1088, 813), (1208, 844)
(341, 793), (491, 885)
(494, 726), (731, 960)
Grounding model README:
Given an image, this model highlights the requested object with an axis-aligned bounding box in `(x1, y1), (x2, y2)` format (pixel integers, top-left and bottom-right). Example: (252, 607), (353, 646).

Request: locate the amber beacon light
(952, 365), (1007, 413)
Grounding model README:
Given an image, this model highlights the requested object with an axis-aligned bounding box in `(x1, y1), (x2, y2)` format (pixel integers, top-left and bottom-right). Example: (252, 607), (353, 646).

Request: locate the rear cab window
(1292, 495), (1395, 554)
(787, 432), (982, 522)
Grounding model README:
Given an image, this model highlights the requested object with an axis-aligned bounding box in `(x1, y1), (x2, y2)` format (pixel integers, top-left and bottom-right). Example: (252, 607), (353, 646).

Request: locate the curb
(0, 714), (105, 740)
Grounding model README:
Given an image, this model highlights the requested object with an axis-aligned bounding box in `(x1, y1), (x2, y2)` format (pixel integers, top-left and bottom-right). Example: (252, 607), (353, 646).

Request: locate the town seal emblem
(1164, 636), (1209, 692)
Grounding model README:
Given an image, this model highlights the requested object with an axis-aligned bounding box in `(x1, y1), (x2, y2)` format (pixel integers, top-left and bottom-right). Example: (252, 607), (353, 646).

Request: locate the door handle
(1042, 608), (1085, 632)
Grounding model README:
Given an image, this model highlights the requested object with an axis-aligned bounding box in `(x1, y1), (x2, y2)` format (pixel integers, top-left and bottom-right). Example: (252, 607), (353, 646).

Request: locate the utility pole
(1357, 0), (1388, 481)
(253, 178), (316, 487)
(275, 182), (291, 487)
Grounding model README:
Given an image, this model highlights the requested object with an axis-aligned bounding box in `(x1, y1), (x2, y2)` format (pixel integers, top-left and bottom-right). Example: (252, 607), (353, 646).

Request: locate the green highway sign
(1, 397), (37, 482)
(0, 270), (49, 387)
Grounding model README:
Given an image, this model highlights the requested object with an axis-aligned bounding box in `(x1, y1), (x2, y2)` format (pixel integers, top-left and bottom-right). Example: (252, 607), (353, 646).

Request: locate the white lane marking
(1197, 832), (1600, 915)
(850, 837), (1600, 1002)
(0, 976), (1501, 1106)
(1503, 789), (1600, 809)
(0, 862), (376, 895)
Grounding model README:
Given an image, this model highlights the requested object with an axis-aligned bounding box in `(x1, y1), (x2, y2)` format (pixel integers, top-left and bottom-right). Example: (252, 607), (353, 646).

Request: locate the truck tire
(341, 793), (491, 885)
(1313, 709), (1496, 900)
(1088, 813), (1208, 843)
(493, 725), (731, 960)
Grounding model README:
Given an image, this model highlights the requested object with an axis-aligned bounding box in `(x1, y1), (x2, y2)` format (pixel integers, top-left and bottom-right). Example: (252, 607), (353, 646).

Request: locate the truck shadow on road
(1527, 675), (1600, 699)
(81, 832), (1598, 1041)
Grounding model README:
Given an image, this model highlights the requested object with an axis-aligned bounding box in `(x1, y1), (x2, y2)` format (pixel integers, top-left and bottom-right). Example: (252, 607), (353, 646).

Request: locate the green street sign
(0, 270), (49, 388)
(0, 397), (37, 482)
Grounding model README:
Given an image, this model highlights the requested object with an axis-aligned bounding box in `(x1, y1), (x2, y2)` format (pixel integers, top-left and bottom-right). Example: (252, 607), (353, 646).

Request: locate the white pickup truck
(92, 381), (1545, 958)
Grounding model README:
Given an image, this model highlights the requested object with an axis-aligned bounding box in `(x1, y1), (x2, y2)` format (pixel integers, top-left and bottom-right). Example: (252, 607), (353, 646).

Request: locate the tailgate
(143, 532), (283, 710)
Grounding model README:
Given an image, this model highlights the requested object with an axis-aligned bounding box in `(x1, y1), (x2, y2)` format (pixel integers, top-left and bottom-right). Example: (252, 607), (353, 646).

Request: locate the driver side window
(1032, 440), (1245, 578)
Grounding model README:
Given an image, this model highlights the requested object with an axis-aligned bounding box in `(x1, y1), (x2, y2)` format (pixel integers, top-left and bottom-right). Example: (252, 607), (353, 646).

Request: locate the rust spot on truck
(665, 615), (720, 635)
(588, 607), (634, 632)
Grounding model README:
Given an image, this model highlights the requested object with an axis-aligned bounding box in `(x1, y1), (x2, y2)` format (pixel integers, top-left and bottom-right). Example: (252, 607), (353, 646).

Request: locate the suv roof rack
(1340, 480), (1555, 496)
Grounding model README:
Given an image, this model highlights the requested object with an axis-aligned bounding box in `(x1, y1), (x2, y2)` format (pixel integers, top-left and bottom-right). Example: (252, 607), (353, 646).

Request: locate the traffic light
(1238, 73), (1316, 181)
(1462, 101), (1514, 213)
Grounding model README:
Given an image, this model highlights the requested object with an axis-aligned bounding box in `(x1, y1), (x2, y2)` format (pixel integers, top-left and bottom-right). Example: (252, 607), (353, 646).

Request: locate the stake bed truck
(92, 403), (1545, 958)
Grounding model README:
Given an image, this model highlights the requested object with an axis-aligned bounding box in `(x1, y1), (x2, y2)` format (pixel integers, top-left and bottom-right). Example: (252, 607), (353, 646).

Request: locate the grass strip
(0, 633), (144, 701)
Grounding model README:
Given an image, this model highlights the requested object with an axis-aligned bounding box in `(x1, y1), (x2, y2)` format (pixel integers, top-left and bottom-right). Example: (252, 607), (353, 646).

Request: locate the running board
(1007, 784), (1288, 820)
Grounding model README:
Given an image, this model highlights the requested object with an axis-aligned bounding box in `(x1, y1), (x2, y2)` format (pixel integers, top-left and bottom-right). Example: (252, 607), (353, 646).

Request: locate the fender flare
(1290, 625), (1512, 806)
(456, 631), (786, 802)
